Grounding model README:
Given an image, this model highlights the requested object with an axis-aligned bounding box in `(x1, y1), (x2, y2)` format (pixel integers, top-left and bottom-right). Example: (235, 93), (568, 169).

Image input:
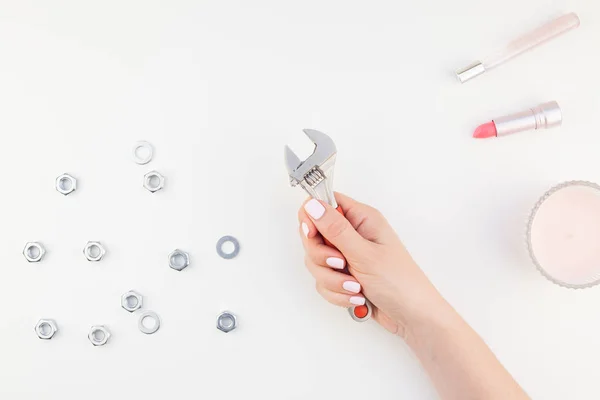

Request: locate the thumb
(303, 198), (369, 257)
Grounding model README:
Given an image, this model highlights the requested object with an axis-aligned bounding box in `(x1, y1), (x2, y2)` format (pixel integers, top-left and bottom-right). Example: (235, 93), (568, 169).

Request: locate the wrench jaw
(284, 145), (303, 186)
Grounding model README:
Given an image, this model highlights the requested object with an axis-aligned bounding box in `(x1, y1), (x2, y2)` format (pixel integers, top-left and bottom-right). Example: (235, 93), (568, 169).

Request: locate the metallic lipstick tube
(473, 101), (562, 139)
(457, 13), (580, 83)
(494, 101), (562, 136)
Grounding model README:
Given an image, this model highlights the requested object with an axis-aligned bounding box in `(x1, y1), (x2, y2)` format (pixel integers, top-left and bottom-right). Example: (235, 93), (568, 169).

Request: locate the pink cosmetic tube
(457, 12), (580, 83)
(473, 101), (562, 139)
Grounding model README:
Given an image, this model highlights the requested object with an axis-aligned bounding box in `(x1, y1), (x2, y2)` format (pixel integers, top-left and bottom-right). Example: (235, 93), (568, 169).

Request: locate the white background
(0, 0), (599, 399)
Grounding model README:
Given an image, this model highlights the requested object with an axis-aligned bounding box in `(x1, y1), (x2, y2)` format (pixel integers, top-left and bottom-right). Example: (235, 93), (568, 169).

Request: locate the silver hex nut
(23, 242), (46, 262)
(143, 171), (165, 193)
(83, 241), (106, 262)
(168, 249), (190, 271)
(216, 311), (237, 333)
(55, 173), (77, 195)
(88, 325), (111, 346)
(35, 319), (58, 340)
(121, 290), (143, 313)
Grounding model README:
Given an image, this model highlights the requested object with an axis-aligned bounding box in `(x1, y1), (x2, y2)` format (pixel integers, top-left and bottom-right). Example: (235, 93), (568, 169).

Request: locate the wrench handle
(324, 205), (372, 322)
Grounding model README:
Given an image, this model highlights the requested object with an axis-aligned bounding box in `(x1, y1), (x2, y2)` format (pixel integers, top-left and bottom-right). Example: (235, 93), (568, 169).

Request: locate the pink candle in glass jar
(527, 181), (600, 288)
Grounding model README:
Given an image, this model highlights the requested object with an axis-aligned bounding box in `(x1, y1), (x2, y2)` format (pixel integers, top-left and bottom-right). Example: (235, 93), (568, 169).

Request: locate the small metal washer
(216, 236), (240, 259)
(138, 311), (161, 335)
(132, 141), (154, 165)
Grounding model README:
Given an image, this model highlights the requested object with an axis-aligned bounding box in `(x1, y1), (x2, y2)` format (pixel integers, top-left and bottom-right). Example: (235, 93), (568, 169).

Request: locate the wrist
(403, 293), (461, 350)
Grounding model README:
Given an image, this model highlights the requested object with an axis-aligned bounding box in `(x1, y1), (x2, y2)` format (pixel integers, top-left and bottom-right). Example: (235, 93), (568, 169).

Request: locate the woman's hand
(299, 192), (530, 399)
(298, 192), (444, 337)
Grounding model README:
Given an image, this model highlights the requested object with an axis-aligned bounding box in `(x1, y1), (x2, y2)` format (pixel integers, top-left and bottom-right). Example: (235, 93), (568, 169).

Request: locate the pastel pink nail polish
(301, 222), (309, 238)
(326, 257), (345, 269)
(343, 281), (361, 293)
(350, 296), (366, 306)
(304, 199), (325, 220)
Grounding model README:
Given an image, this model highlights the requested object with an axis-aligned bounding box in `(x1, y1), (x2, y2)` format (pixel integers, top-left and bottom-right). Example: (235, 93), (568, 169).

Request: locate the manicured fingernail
(304, 199), (325, 220)
(326, 257), (345, 269)
(301, 222), (309, 237)
(350, 296), (366, 306)
(343, 281), (361, 293)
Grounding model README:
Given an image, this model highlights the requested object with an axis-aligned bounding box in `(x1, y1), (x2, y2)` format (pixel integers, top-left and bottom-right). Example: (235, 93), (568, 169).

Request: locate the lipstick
(457, 13), (580, 83)
(473, 101), (562, 139)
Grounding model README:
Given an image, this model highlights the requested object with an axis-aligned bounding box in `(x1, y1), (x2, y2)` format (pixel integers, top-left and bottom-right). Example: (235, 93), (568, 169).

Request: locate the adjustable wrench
(285, 129), (373, 322)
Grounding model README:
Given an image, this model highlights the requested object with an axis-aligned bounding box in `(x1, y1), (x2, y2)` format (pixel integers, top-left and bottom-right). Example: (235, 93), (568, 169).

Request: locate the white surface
(1, 1), (599, 399)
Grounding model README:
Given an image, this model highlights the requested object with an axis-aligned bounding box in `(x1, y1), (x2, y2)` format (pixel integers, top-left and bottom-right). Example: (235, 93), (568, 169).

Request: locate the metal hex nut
(83, 241), (105, 262)
(143, 171), (165, 193)
(217, 311), (237, 333)
(55, 173), (77, 195)
(168, 249), (190, 271)
(121, 290), (143, 313)
(35, 319), (58, 340)
(88, 325), (111, 346)
(23, 242), (46, 262)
